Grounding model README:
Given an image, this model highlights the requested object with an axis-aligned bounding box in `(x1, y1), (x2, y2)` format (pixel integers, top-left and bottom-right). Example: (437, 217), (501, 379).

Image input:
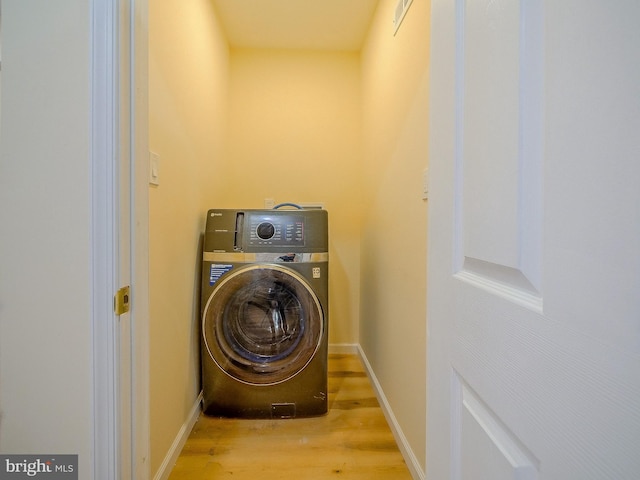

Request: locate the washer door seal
(203, 264), (324, 386)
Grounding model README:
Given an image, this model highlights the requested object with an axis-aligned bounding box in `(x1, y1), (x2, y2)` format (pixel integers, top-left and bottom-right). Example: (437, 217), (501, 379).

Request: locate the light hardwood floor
(167, 353), (413, 479)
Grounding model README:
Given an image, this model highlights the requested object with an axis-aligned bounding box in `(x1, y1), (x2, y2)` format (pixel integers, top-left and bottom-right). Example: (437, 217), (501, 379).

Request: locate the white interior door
(427, 1), (640, 479)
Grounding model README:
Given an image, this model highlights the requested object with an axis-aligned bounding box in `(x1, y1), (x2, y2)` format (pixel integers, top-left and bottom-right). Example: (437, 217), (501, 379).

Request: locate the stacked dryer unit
(200, 208), (329, 418)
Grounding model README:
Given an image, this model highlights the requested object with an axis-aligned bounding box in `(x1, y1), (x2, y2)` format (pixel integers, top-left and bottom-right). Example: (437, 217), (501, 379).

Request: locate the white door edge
(91, 0), (121, 478)
(91, 0), (150, 478)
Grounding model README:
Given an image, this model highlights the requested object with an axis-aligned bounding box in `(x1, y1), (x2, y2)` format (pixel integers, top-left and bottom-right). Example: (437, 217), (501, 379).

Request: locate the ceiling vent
(394, 0), (413, 34)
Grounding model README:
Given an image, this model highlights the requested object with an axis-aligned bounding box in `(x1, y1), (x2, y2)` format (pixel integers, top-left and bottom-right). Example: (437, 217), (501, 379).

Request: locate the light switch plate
(149, 151), (160, 186)
(422, 167), (429, 200)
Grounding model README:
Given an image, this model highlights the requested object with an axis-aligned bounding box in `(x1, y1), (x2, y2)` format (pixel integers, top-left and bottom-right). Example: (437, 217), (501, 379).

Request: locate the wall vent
(393, 0), (413, 34)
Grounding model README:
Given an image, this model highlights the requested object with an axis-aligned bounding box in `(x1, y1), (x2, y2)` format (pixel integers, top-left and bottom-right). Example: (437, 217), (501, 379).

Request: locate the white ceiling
(211, 0), (380, 51)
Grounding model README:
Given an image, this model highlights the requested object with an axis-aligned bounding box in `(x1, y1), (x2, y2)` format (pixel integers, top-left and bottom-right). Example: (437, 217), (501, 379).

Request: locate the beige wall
(0, 0), (93, 475)
(360, 0), (430, 471)
(148, 0), (429, 476)
(225, 48), (362, 344)
(148, 0), (229, 475)
(148, 36), (362, 473)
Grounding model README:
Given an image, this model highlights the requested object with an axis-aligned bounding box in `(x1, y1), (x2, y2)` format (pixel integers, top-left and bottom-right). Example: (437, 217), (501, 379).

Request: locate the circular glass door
(203, 264), (324, 385)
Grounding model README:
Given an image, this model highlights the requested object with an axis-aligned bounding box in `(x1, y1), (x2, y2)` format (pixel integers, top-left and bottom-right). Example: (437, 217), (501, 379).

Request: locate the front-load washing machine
(200, 208), (328, 418)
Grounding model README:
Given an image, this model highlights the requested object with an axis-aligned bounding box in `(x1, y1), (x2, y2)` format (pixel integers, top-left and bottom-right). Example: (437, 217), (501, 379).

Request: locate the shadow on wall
(328, 239), (356, 345)
(191, 232), (205, 395)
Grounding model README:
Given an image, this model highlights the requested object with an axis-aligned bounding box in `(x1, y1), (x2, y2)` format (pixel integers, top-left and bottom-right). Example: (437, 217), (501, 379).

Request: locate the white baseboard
(153, 392), (203, 480)
(357, 345), (426, 480)
(328, 343), (359, 354)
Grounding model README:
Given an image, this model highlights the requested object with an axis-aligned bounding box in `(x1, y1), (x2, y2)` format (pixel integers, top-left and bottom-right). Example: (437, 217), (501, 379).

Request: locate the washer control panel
(248, 213), (304, 246)
(205, 209), (327, 253)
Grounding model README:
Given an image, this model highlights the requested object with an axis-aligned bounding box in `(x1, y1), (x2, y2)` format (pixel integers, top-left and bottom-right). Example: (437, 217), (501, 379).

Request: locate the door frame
(91, 0), (149, 478)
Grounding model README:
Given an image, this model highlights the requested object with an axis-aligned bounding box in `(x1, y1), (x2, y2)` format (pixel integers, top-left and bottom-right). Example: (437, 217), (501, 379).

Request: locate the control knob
(256, 222), (275, 240)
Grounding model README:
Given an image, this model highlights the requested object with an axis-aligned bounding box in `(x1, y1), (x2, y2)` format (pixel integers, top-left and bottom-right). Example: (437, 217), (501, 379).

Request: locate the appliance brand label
(209, 264), (233, 286)
(0, 455), (77, 479)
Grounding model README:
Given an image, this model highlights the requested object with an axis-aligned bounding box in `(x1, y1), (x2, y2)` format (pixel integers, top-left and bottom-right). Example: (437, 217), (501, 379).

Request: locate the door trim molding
(91, 0), (150, 478)
(90, 0), (120, 477)
(131, 0), (151, 478)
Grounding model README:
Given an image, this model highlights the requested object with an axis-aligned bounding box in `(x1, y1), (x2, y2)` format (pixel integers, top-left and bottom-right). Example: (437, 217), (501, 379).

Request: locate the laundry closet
(147, 1), (430, 477)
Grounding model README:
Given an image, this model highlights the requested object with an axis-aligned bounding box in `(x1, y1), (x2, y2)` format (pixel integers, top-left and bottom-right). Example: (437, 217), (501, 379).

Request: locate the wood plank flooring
(167, 354), (413, 479)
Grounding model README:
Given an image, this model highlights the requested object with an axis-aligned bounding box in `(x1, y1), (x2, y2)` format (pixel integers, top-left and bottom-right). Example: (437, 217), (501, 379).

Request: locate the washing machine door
(203, 264), (324, 385)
